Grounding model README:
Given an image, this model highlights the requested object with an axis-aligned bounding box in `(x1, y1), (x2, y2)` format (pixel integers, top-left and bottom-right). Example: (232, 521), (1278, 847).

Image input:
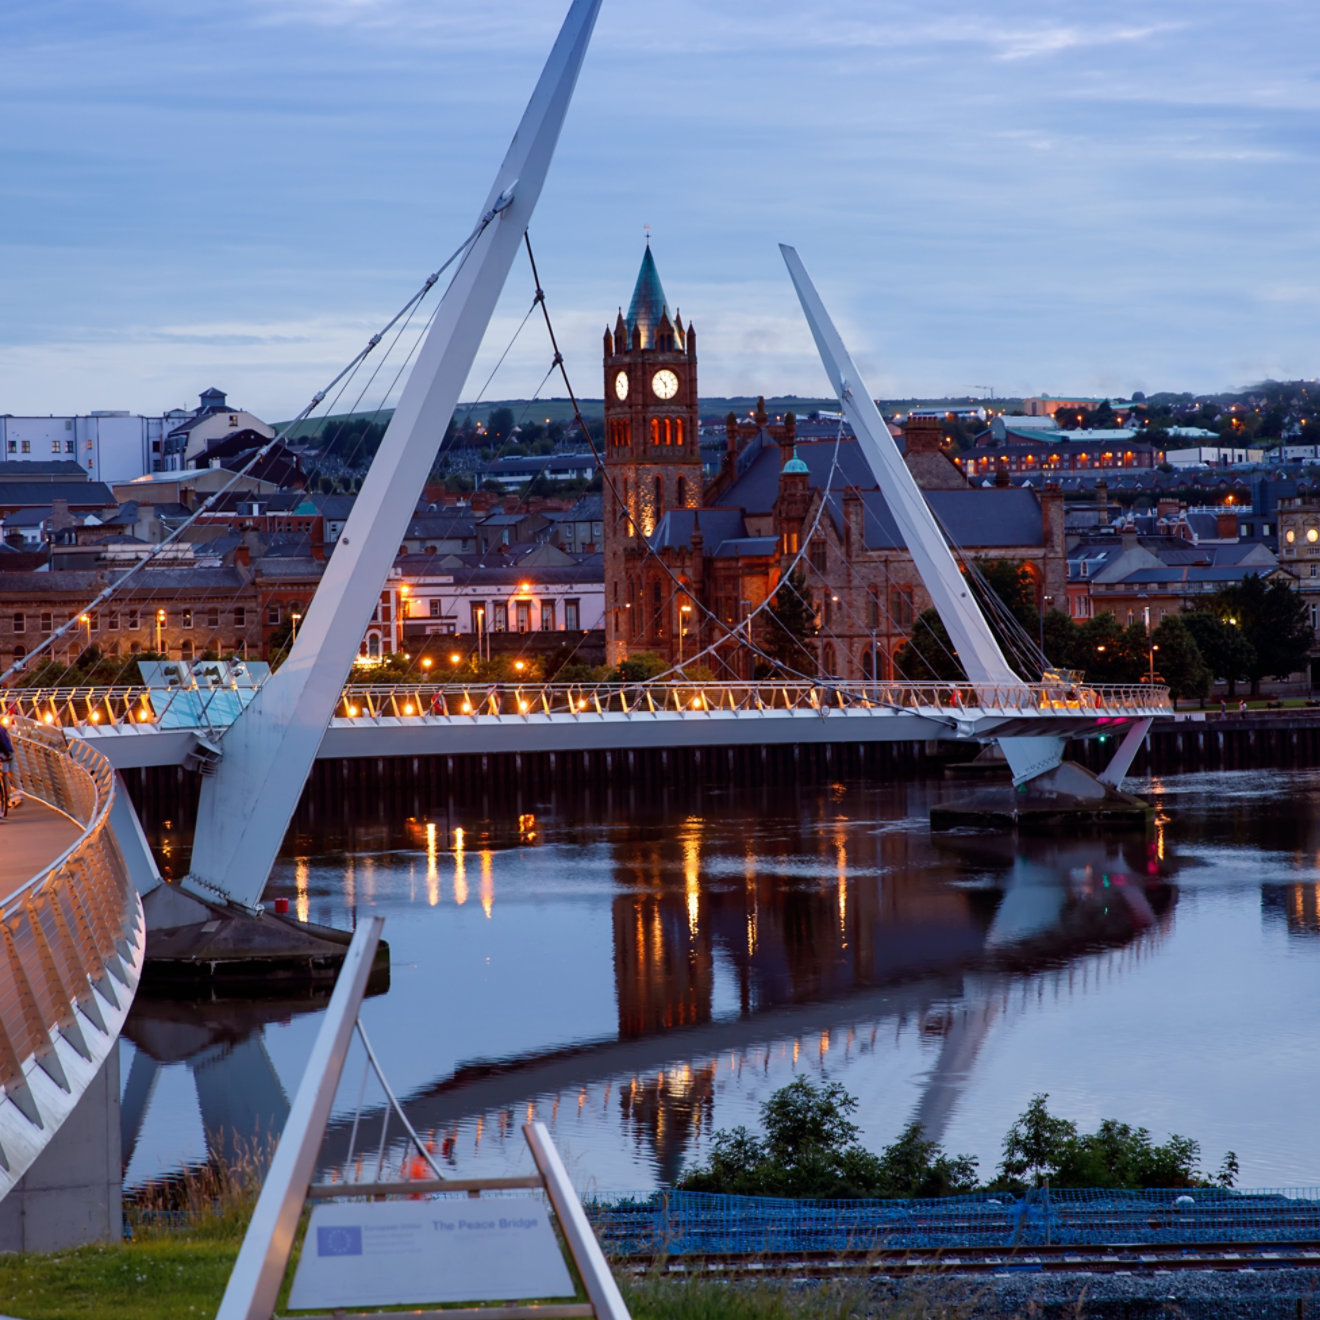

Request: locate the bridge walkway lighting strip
(13, 680), (1171, 729)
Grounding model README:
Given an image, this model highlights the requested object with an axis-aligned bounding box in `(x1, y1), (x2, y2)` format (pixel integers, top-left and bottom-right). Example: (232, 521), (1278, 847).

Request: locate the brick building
(601, 246), (1067, 679)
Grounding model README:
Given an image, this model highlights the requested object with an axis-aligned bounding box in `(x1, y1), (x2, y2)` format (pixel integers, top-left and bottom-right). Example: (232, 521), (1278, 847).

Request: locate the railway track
(616, 1241), (1320, 1278)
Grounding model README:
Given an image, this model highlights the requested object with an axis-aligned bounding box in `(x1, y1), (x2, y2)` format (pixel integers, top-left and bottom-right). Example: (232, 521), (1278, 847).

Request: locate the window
(675, 418), (684, 446)
(471, 602), (487, 633)
(65, 440), (74, 453)
(12, 646), (25, 662)
(208, 607), (219, 629)
(540, 601), (556, 630)
(890, 589), (914, 629)
(108, 611), (119, 631)
(651, 418), (660, 446)
(40, 611), (52, 633)
(565, 599), (580, 631)
(430, 599), (443, 618)
(783, 531), (799, 555)
(267, 605), (282, 626)
(809, 540), (828, 572)
(233, 607), (246, 628)
(129, 610), (141, 630)
(51, 440), (61, 453)
(20, 441), (30, 453)
(516, 601), (530, 633)
(6, 442), (14, 455)
(180, 639), (194, 661)
(11, 613), (23, 634)
(181, 608), (193, 628)
(491, 602), (508, 632)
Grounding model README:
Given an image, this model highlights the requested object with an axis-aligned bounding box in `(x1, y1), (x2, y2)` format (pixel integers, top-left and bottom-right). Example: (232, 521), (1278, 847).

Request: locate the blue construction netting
(584, 1187), (1320, 1255)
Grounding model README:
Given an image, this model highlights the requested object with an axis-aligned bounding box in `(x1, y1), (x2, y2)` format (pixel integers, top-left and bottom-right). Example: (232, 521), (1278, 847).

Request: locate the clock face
(614, 370), (629, 401)
(652, 369), (679, 400)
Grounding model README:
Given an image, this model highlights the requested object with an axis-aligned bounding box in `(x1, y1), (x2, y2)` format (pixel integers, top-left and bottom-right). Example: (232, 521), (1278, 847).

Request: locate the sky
(3, 0), (1319, 422)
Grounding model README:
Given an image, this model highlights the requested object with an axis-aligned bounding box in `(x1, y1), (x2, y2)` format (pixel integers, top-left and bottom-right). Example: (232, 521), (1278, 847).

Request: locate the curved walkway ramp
(0, 718), (144, 1200)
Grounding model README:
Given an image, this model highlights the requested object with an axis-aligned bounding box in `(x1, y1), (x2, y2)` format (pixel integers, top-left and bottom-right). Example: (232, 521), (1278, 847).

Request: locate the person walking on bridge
(0, 723), (15, 818)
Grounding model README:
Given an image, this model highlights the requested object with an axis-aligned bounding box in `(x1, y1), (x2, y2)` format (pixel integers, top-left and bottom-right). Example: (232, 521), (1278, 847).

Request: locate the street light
(79, 613), (91, 651)
(291, 611), (302, 643)
(678, 602), (692, 666)
(155, 608), (166, 653)
(476, 606), (486, 664)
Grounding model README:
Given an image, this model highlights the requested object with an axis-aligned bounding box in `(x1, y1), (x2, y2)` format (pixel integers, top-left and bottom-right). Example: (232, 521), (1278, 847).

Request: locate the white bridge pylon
(779, 246), (1149, 790)
(181, 0), (604, 913)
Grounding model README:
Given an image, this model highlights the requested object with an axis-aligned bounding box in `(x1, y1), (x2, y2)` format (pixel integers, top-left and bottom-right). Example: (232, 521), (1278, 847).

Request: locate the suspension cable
(2, 212), (495, 689)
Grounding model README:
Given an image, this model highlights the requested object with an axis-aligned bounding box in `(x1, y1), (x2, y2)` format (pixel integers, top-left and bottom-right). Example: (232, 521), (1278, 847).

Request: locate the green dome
(782, 447), (809, 475)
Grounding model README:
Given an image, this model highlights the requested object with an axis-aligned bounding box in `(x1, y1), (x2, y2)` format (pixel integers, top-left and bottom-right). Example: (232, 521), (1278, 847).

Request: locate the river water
(121, 768), (1320, 1195)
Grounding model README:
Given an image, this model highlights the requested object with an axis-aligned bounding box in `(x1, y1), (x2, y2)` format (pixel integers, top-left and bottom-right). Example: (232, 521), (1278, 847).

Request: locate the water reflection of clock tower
(602, 245), (701, 662)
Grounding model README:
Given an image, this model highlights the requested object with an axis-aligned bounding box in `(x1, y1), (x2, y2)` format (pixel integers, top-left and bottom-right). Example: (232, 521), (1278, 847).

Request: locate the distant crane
(973, 385), (995, 400)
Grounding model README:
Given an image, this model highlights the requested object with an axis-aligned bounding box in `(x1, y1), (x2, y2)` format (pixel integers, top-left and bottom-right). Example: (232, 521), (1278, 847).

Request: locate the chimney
(902, 416), (943, 455)
(233, 543), (250, 568)
(1156, 496), (1180, 522)
(1095, 479), (1109, 525)
(49, 498), (72, 532)
(1217, 509), (1238, 539)
(994, 457), (1010, 487)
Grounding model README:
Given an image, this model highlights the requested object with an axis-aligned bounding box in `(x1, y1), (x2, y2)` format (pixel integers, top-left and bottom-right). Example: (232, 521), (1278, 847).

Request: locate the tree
(485, 407), (516, 443)
(1150, 614), (1209, 706)
(892, 608), (961, 682)
(1077, 613), (1145, 684)
(1182, 610), (1255, 698)
(1040, 608), (1081, 673)
(999, 1093), (1077, 1188)
(615, 650), (667, 682)
(678, 1078), (977, 1200)
(763, 567), (818, 676)
(1222, 575), (1311, 693)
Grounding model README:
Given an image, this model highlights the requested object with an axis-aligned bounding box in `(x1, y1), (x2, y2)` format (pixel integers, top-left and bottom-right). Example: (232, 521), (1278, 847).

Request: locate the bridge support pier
(930, 754), (1151, 831)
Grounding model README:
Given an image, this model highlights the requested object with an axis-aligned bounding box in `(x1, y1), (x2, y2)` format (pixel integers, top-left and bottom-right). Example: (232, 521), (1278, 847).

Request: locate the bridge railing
(0, 718), (140, 1125)
(2, 679), (1172, 730)
(331, 679), (1171, 720)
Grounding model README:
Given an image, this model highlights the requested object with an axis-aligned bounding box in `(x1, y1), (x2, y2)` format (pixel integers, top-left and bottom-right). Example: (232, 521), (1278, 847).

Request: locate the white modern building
(0, 388), (274, 484)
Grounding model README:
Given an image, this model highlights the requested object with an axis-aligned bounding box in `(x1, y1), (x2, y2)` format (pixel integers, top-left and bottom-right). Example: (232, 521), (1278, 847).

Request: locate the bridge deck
(0, 799), (81, 906)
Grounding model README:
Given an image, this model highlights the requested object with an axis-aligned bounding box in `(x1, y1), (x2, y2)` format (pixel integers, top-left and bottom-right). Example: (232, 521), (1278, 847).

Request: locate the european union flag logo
(317, 1226), (363, 1257)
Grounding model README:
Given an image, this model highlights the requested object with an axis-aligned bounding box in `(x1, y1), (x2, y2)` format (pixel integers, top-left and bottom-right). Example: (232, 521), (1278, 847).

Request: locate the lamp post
(739, 598), (752, 680)
(79, 613), (91, 651)
(291, 611), (302, 644)
(155, 608), (165, 654)
(476, 606), (486, 665)
(678, 603), (692, 667)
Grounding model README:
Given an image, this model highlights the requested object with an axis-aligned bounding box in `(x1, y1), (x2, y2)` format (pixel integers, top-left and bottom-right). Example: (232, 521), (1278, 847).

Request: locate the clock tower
(602, 244), (701, 663)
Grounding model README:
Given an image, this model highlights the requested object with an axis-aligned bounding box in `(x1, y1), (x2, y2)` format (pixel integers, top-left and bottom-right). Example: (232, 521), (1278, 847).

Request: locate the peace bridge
(9, 676), (1169, 771)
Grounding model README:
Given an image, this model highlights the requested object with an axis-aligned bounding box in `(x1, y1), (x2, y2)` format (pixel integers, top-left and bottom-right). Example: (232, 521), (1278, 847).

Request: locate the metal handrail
(0, 718), (140, 1109)
(9, 679), (1174, 730)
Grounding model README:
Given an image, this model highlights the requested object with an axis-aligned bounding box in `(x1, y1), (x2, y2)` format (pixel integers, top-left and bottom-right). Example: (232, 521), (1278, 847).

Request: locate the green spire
(625, 245), (672, 350)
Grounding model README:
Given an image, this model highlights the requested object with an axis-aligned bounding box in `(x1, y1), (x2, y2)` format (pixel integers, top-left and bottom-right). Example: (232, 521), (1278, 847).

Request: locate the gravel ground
(858, 1267), (1320, 1318)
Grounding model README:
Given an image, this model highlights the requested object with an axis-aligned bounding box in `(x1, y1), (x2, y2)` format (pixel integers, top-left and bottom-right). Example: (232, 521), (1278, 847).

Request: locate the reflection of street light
(155, 608), (166, 653)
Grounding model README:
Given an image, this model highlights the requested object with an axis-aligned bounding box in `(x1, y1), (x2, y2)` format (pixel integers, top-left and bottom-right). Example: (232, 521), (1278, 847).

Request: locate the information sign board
(286, 1196), (576, 1311)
